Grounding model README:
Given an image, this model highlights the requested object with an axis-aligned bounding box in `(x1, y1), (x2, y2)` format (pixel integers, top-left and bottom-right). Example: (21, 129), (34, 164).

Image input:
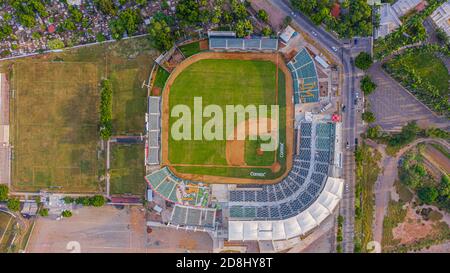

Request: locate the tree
(436, 28), (449, 44)
(89, 195), (106, 207)
(118, 8), (142, 35)
(257, 9), (269, 23)
(61, 210), (73, 218)
(176, 0), (200, 26)
(362, 111), (376, 123)
(0, 185), (8, 201)
(418, 186), (439, 204)
(148, 18), (174, 51)
(360, 75), (377, 95)
(355, 52), (373, 70)
(7, 198), (21, 212)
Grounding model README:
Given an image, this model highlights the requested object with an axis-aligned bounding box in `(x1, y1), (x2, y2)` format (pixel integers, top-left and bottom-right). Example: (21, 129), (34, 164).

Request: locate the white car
(312, 31), (318, 37)
(331, 46), (338, 52)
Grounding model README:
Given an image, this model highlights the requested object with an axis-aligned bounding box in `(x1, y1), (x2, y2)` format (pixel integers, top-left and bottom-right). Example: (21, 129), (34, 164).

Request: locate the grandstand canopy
(280, 25), (295, 43)
(209, 38), (278, 51)
(146, 96), (161, 165)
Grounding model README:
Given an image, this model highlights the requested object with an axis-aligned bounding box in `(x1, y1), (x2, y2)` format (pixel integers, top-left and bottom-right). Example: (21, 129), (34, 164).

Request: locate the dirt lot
(26, 206), (212, 253)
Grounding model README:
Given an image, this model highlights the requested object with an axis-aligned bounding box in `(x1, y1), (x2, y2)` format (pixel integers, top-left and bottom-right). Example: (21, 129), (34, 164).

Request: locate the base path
(160, 51), (294, 184)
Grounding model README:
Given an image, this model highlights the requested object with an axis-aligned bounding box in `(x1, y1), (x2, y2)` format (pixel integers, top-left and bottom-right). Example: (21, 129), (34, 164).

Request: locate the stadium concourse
(145, 33), (343, 246)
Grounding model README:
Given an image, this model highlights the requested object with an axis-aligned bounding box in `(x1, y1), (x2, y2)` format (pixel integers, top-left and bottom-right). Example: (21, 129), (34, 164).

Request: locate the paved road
(368, 62), (449, 132)
(269, 0), (359, 252)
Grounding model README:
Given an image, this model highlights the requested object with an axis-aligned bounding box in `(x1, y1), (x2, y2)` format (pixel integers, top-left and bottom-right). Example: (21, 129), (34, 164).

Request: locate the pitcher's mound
(271, 162), (281, 173)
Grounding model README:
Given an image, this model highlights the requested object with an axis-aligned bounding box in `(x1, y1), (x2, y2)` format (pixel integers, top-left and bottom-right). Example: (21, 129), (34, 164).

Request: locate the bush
(362, 111), (376, 123)
(7, 198), (21, 212)
(61, 210), (73, 218)
(355, 52), (373, 70)
(39, 208), (49, 217)
(89, 195), (105, 207)
(0, 184), (8, 201)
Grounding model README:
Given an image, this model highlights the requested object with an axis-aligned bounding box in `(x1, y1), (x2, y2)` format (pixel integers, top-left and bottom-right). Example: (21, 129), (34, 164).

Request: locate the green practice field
(11, 62), (100, 192)
(5, 37), (157, 193)
(110, 144), (146, 196)
(168, 59), (287, 180)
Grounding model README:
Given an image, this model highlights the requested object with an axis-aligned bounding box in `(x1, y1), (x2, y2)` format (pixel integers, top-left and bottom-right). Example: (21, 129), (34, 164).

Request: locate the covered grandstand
(287, 49), (320, 104)
(146, 96), (161, 165)
(145, 167), (210, 207)
(227, 119), (343, 241)
(209, 38), (278, 51)
(169, 204), (216, 231)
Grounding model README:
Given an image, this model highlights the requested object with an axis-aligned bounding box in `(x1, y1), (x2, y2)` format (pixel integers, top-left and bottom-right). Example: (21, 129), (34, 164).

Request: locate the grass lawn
(3, 36), (157, 193)
(354, 143), (381, 252)
(168, 59), (287, 179)
(0, 212), (14, 252)
(153, 66), (170, 90)
(179, 41), (201, 58)
(110, 144), (146, 196)
(11, 62), (100, 192)
(393, 51), (449, 96)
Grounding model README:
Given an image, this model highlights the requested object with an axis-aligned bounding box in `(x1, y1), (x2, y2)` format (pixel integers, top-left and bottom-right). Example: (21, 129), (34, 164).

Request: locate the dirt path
(160, 51), (294, 185)
(367, 138), (450, 248)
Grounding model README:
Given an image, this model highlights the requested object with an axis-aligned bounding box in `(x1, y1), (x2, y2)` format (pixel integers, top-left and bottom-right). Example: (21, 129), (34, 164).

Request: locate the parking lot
(26, 206), (213, 253)
(367, 62), (449, 132)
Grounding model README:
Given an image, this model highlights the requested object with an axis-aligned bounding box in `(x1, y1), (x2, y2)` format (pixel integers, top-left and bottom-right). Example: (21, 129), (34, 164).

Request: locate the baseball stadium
(145, 30), (343, 245)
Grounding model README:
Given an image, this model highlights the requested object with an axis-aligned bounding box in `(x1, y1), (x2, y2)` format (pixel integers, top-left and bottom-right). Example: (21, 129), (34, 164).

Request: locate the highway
(268, 0), (358, 253)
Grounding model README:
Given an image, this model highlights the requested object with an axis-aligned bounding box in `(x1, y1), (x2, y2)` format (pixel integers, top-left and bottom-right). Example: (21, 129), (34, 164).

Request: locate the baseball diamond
(161, 52), (294, 184)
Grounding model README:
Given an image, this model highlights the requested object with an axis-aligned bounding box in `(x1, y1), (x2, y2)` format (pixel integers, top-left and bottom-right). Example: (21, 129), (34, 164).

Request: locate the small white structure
(314, 55), (329, 69)
(279, 25), (295, 44)
(430, 0), (450, 36)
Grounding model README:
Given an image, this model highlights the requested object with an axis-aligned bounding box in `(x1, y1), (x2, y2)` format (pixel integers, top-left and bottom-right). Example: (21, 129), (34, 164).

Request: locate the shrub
(0, 184), (8, 201)
(362, 111), (376, 123)
(48, 38), (65, 50)
(7, 198), (21, 212)
(89, 195), (105, 207)
(61, 210), (73, 218)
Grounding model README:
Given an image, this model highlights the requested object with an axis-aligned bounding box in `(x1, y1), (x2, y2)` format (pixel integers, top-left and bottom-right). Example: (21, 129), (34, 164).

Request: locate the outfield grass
(4, 36), (157, 193)
(168, 59), (287, 179)
(110, 144), (146, 196)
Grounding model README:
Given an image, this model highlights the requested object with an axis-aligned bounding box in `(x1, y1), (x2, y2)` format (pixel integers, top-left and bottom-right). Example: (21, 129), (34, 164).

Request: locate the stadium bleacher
(147, 96), (161, 165)
(209, 37), (278, 51)
(227, 120), (336, 221)
(287, 48), (320, 104)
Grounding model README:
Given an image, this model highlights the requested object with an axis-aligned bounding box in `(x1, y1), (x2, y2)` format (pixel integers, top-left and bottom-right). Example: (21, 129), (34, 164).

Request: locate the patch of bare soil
(392, 206), (438, 245)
